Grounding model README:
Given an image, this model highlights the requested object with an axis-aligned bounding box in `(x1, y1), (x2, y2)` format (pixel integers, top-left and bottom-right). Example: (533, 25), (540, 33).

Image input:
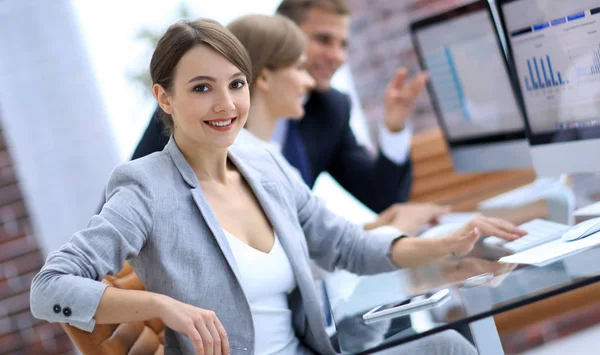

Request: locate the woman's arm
(30, 163), (154, 331)
(95, 287), (230, 355)
(94, 287), (163, 323)
(391, 215), (527, 268)
(266, 148), (526, 273)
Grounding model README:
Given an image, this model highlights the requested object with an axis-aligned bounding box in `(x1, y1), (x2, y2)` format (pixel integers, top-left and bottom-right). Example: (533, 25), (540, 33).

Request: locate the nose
(212, 88), (235, 113)
(304, 72), (316, 90)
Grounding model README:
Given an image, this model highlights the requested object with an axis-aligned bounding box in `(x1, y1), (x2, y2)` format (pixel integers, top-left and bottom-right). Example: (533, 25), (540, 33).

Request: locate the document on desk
(499, 232), (600, 266)
(574, 201), (600, 218)
(438, 212), (479, 224)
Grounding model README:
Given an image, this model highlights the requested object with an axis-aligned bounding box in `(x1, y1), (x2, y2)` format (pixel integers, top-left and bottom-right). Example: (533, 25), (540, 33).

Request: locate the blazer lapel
(165, 137), (243, 284)
(227, 150), (309, 269)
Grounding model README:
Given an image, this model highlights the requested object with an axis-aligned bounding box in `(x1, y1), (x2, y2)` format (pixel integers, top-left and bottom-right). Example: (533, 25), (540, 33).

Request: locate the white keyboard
(483, 219), (570, 253)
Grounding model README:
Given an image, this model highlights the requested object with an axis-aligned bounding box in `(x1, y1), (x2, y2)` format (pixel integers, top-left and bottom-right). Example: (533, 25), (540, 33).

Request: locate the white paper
(574, 201), (600, 217)
(438, 212), (479, 225)
(499, 231), (600, 265)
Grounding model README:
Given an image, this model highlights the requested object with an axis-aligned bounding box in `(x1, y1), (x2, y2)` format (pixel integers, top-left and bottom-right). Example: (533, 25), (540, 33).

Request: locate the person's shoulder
(306, 89), (351, 125)
(231, 129), (292, 180)
(232, 129), (280, 164)
(110, 151), (171, 186)
(309, 88), (350, 108)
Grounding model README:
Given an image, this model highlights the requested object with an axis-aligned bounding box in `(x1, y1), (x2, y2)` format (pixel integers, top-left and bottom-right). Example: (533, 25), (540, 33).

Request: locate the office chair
(60, 262), (165, 355)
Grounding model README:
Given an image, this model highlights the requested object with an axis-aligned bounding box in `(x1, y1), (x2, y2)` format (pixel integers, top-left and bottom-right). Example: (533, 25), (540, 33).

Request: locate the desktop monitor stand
(571, 173), (600, 220)
(478, 174), (575, 225)
(478, 175), (568, 210)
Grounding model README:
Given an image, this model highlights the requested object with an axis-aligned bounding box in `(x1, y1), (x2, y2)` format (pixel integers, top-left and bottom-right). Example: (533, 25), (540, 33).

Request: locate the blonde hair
(150, 19), (252, 135)
(276, 0), (351, 25)
(227, 14), (306, 84)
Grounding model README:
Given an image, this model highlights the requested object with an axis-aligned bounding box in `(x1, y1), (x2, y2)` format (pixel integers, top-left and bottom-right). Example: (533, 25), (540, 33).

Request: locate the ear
(254, 68), (272, 93)
(153, 84), (174, 115)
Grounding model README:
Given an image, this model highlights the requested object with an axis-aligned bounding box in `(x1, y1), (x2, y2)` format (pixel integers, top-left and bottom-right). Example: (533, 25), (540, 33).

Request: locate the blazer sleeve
(267, 149), (401, 275)
(131, 107), (170, 160)
(326, 95), (413, 213)
(30, 164), (154, 332)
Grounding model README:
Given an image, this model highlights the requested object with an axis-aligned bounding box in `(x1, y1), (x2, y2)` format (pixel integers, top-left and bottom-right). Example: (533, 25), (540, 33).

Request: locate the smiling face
(263, 54), (315, 119)
(299, 7), (349, 91)
(154, 44), (250, 150)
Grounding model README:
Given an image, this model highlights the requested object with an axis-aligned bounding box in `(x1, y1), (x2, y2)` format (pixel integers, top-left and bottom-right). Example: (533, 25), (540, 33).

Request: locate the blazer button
(53, 304), (61, 313)
(62, 307), (72, 317)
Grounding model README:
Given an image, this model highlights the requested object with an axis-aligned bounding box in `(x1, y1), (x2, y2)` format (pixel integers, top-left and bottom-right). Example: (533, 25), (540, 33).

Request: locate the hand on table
(365, 203), (451, 236)
(442, 214), (527, 257)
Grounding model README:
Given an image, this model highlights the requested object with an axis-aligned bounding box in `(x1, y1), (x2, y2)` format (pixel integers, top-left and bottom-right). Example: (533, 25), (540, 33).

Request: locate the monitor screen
(499, 0), (600, 145)
(411, 1), (525, 146)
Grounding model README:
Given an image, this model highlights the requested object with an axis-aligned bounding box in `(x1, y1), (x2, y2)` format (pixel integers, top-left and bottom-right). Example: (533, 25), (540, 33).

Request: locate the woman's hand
(443, 214), (527, 257)
(365, 203), (451, 236)
(155, 295), (230, 355)
(390, 215), (526, 269)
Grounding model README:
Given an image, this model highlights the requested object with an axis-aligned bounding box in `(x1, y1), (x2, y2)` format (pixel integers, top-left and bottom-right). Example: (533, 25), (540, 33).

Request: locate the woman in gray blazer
(30, 18), (524, 355)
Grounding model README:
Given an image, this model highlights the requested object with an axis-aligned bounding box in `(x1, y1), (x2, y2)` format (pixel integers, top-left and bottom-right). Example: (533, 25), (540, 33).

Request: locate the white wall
(0, 0), (120, 255)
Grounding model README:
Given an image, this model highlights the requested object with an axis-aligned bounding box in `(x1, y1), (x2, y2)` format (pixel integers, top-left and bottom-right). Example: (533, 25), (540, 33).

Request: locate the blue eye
(230, 80), (245, 89)
(193, 84), (209, 92)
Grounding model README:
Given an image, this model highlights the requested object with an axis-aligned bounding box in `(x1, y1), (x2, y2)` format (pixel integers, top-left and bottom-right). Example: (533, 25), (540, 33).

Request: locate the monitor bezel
(410, 0), (526, 148)
(495, 0), (600, 146)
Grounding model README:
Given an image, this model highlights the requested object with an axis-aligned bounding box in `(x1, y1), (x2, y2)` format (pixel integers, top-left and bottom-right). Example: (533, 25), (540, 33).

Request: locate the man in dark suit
(132, 0), (448, 234)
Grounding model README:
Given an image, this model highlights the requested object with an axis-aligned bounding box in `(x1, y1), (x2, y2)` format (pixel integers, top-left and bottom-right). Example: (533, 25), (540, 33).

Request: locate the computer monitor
(497, 0), (600, 176)
(410, 0), (532, 173)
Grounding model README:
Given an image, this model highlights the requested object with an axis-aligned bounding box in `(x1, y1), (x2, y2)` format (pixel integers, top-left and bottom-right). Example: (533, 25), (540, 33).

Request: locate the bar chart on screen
(513, 14), (600, 100)
(523, 55), (567, 91)
(510, 8), (600, 131)
(522, 45), (600, 92)
(423, 32), (520, 139)
(424, 47), (471, 124)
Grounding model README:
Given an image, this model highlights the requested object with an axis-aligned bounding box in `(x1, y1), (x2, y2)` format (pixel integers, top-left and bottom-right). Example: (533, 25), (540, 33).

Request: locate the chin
(287, 107), (305, 119)
(215, 137), (237, 149)
(314, 80), (331, 92)
(217, 128), (242, 148)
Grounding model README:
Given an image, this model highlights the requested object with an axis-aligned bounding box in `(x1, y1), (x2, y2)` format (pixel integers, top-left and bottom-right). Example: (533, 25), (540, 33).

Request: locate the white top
(223, 230), (302, 355)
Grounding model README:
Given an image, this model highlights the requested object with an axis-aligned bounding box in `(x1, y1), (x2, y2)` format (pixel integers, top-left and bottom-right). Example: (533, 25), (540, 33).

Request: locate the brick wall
(0, 124), (73, 354)
(346, 0), (467, 140)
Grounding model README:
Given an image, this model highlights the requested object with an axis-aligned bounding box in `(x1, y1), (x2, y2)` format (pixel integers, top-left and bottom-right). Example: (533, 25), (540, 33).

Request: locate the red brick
(0, 150), (11, 169)
(0, 271), (37, 299)
(12, 309), (45, 330)
(0, 314), (14, 335)
(0, 331), (23, 353)
(0, 251), (44, 282)
(0, 219), (31, 242)
(0, 200), (28, 221)
(15, 332), (75, 354)
(0, 290), (30, 317)
(0, 165), (16, 188)
(0, 183), (21, 206)
(16, 321), (70, 349)
(0, 237), (38, 263)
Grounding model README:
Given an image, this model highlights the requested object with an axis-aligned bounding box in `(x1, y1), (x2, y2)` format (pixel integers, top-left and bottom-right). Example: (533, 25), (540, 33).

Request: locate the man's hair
(276, 0), (351, 25)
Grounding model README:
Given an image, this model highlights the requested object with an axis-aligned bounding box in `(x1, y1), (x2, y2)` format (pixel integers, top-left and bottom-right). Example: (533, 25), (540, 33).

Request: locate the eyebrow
(187, 71), (245, 84)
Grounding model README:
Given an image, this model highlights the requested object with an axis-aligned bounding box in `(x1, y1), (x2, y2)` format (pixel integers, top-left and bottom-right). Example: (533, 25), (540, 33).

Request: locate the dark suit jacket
(132, 88), (412, 213)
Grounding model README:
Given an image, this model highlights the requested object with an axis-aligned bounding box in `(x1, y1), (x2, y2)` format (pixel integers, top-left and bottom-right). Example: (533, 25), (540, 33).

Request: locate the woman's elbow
(29, 269), (59, 321)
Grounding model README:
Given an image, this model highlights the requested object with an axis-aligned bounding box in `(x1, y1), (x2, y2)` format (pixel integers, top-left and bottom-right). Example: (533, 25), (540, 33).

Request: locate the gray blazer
(30, 130), (401, 355)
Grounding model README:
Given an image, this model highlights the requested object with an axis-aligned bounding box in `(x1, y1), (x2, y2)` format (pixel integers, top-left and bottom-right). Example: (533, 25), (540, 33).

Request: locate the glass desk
(325, 245), (600, 354)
